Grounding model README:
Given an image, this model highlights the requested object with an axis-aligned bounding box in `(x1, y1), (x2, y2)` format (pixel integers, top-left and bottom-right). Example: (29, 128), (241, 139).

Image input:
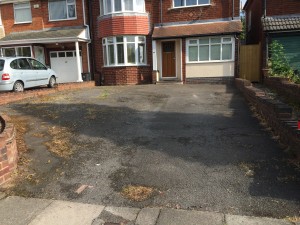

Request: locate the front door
(34, 46), (45, 64)
(162, 41), (176, 78)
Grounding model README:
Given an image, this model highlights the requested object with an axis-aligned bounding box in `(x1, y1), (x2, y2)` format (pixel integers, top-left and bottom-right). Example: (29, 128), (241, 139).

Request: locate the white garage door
(50, 51), (82, 83)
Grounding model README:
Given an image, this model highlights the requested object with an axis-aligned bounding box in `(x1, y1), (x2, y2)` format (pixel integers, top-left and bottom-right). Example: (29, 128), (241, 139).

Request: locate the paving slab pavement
(0, 196), (295, 225)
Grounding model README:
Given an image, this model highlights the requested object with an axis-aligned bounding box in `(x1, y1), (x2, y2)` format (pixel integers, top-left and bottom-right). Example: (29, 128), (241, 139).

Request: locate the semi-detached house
(0, 0), (242, 85)
(0, 0), (91, 84)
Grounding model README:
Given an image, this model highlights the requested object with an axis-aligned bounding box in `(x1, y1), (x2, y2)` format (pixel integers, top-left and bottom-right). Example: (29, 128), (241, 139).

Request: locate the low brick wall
(264, 77), (300, 104)
(235, 78), (300, 157)
(0, 115), (17, 186)
(0, 81), (95, 105)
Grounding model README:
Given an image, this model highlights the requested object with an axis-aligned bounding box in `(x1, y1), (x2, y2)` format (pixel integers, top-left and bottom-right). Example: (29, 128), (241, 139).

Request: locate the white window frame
(173, 0), (210, 9)
(48, 0), (77, 21)
(14, 2), (32, 24)
(102, 36), (147, 67)
(100, 0), (145, 16)
(186, 36), (235, 63)
(1, 46), (33, 57)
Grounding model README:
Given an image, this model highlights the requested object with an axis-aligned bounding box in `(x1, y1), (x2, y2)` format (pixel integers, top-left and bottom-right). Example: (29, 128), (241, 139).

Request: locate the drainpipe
(232, 0), (234, 19)
(88, 0), (98, 84)
(160, 0), (163, 26)
(263, 0), (266, 18)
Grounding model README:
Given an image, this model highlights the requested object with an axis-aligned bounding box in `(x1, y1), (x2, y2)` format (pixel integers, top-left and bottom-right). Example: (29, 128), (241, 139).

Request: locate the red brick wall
(2, 0), (86, 35)
(235, 78), (300, 158)
(160, 0), (240, 23)
(102, 66), (152, 85)
(266, 0), (300, 16)
(98, 16), (150, 38)
(0, 115), (17, 186)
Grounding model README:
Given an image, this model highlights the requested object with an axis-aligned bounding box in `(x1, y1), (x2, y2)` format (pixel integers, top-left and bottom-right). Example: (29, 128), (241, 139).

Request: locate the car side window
(18, 58), (31, 69)
(27, 59), (47, 70)
(10, 60), (18, 69)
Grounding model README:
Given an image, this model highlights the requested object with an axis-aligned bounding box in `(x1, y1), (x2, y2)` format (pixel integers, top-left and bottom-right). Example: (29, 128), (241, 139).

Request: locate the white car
(0, 57), (57, 92)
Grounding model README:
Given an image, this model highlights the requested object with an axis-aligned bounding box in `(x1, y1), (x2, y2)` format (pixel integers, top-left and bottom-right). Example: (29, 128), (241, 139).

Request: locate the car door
(13, 58), (37, 88)
(27, 58), (49, 86)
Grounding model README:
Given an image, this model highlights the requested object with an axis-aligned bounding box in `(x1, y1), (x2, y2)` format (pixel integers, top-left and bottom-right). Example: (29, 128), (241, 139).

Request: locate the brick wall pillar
(0, 115), (17, 186)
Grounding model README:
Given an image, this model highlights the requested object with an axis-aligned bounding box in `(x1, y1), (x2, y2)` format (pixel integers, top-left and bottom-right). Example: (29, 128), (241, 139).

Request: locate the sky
(241, 0), (247, 8)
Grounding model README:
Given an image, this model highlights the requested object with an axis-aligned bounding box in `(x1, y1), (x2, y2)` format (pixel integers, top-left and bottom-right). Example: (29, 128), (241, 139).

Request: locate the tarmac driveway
(1, 84), (299, 218)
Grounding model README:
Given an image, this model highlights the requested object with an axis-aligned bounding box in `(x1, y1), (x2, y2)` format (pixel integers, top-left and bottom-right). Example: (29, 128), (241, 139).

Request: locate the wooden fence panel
(240, 44), (261, 82)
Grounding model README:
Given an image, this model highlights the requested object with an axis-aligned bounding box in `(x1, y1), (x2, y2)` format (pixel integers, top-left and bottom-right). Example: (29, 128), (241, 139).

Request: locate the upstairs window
(173, 0), (210, 8)
(14, 2), (32, 24)
(49, 0), (76, 21)
(100, 0), (145, 16)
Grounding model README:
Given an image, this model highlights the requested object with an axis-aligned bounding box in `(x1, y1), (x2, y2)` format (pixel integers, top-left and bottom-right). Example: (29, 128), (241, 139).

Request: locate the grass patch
(44, 126), (73, 158)
(121, 185), (154, 202)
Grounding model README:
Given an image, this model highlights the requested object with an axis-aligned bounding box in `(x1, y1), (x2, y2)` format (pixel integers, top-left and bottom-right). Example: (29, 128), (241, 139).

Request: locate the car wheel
(48, 76), (56, 88)
(13, 81), (24, 92)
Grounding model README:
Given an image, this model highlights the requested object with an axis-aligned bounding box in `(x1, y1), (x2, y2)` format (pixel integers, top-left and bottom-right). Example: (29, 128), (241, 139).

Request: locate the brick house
(91, 0), (242, 85)
(0, 0), (91, 83)
(244, 0), (300, 75)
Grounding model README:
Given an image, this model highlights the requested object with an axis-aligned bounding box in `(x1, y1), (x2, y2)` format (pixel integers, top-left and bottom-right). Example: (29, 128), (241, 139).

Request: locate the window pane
(10, 60), (18, 70)
(222, 44), (232, 60)
(108, 45), (115, 65)
(28, 59), (46, 70)
(211, 45), (221, 60)
(189, 40), (198, 45)
(174, 0), (184, 7)
(17, 59), (31, 69)
(107, 37), (114, 43)
(127, 43), (135, 63)
(58, 52), (65, 57)
(186, 0), (197, 6)
(66, 52), (73, 57)
(116, 36), (123, 42)
(14, 4), (32, 23)
(199, 38), (209, 44)
(198, 0), (209, 4)
(117, 44), (124, 64)
(100, 0), (104, 15)
(17, 47), (31, 57)
(103, 47), (108, 65)
(223, 37), (231, 42)
(136, 0), (145, 12)
(49, 0), (67, 20)
(0, 60), (4, 71)
(189, 46), (198, 61)
(138, 36), (145, 42)
(68, 4), (76, 18)
(138, 43), (145, 63)
(124, 0), (133, 11)
(199, 45), (209, 61)
(3, 48), (16, 57)
(50, 52), (57, 58)
(211, 37), (221, 44)
(105, 0), (112, 13)
(114, 0), (122, 11)
(126, 36), (135, 42)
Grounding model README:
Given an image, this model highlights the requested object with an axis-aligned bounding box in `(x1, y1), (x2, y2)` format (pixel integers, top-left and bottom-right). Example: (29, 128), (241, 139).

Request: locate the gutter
(0, 37), (90, 45)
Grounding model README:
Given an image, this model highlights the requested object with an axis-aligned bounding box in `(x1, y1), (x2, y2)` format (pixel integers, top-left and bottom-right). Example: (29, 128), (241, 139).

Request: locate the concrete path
(0, 196), (296, 225)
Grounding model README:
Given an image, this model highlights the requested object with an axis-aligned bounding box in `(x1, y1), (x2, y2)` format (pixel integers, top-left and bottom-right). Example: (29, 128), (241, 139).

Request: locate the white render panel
(186, 62), (234, 78)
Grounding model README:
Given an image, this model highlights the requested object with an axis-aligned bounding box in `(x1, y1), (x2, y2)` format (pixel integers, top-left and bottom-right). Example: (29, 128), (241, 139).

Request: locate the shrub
(268, 41), (300, 83)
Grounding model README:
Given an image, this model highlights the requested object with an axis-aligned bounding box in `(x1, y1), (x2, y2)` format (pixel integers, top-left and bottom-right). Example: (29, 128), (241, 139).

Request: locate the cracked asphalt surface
(1, 84), (299, 218)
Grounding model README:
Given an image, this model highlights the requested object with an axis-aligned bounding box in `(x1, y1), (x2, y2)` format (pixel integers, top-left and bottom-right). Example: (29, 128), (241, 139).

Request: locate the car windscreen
(0, 60), (4, 71)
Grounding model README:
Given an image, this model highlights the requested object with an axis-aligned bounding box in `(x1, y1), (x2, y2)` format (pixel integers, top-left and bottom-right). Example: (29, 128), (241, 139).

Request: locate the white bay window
(103, 36), (146, 66)
(187, 36), (234, 63)
(100, 0), (145, 16)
